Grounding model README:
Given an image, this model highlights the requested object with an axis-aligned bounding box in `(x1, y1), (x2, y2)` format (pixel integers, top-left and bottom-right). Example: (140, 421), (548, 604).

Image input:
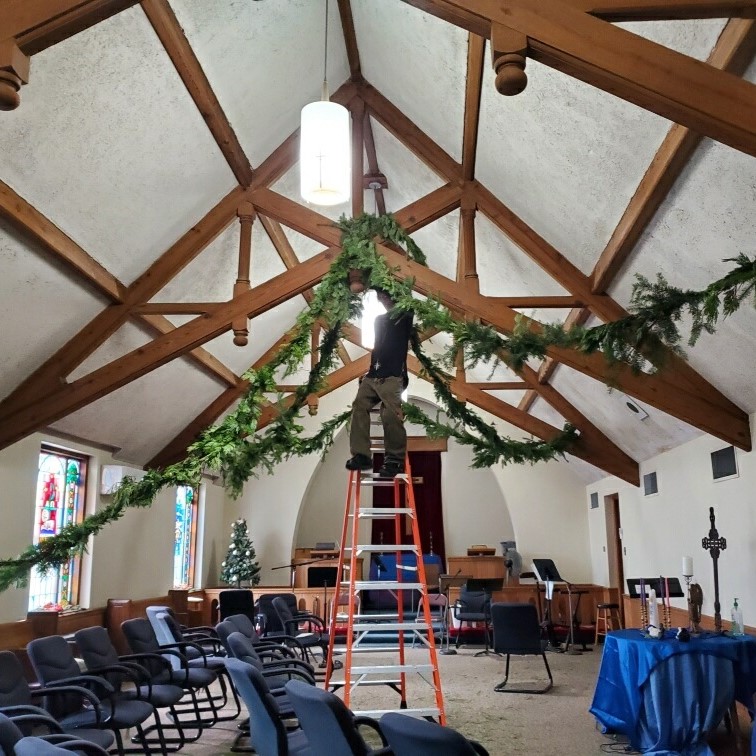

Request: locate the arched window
(28, 447), (88, 610)
(173, 485), (199, 588)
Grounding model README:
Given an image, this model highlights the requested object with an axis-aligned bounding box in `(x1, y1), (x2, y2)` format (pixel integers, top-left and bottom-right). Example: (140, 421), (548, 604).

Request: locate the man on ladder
(346, 287), (413, 478)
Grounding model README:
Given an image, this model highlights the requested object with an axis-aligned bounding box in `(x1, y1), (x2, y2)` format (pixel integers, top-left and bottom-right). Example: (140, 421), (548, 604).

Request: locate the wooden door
(604, 493), (625, 625)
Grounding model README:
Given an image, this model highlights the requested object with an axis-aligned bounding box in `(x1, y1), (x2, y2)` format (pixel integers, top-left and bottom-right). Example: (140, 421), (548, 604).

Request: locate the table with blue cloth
(590, 629), (756, 755)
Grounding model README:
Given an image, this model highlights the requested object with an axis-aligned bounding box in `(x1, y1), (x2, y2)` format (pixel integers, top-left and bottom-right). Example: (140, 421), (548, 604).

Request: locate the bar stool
(595, 602), (622, 643)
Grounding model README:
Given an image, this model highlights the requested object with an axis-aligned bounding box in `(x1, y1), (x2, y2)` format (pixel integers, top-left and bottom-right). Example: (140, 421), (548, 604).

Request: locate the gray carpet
(176, 645), (747, 755)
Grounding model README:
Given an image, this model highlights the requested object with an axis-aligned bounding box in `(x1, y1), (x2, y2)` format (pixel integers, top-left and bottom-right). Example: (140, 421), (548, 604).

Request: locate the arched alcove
(293, 397), (515, 560)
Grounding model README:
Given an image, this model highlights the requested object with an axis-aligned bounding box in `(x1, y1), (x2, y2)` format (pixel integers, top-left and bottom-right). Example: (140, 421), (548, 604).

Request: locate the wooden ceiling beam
(400, 0), (756, 158)
(0, 179), (126, 302)
(337, 0), (363, 81)
(147, 325), (303, 468)
(350, 98), (365, 217)
(132, 303), (221, 315)
(363, 112), (387, 215)
(10, 0), (138, 55)
(462, 33), (486, 181)
(591, 18), (756, 293)
(359, 83), (463, 181)
(568, 0), (756, 21)
(487, 295), (584, 309)
(0, 249), (336, 451)
(408, 355), (639, 484)
(136, 313), (239, 387)
(141, 0), (253, 187)
(245, 189), (750, 449)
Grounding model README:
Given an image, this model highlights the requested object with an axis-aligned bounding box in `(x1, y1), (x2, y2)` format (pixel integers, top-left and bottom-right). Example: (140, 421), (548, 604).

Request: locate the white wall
(220, 382), (591, 583)
(587, 413), (756, 624)
(0, 431), (218, 622)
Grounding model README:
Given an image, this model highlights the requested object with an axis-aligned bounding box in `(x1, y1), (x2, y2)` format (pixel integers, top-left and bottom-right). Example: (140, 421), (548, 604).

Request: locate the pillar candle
(648, 588), (659, 627)
(682, 556), (693, 577)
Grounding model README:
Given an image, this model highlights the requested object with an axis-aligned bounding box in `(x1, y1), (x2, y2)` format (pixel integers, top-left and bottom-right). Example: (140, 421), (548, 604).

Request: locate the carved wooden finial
(0, 41), (30, 112)
(490, 24), (528, 97)
(307, 394), (319, 416)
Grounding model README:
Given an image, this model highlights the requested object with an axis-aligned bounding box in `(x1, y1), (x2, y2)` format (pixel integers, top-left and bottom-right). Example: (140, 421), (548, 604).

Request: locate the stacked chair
(26, 635), (169, 755)
(74, 627), (192, 749)
(380, 712), (489, 755)
(121, 617), (221, 729)
(145, 606), (240, 719)
(0, 650), (115, 752)
(0, 711), (110, 756)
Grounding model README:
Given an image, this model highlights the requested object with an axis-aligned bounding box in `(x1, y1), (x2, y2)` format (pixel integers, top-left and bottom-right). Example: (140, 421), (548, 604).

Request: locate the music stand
(439, 573), (471, 655)
(532, 559), (581, 655)
(466, 578), (504, 658)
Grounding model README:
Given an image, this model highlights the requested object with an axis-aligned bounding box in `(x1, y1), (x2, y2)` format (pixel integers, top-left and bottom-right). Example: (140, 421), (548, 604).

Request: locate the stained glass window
(173, 486), (198, 588)
(28, 447), (87, 611)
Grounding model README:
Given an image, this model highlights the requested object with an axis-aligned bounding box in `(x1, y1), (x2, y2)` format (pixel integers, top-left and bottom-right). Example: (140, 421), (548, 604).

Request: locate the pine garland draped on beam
(1, 212), (754, 592)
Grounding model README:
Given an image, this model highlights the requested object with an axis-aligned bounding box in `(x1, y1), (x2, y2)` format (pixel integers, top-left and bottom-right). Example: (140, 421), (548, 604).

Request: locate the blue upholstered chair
(225, 659), (310, 756)
(284, 679), (389, 756)
(380, 712), (489, 755)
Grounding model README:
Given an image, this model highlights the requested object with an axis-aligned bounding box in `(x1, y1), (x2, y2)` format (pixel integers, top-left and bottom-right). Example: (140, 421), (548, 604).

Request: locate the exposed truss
(0, 0), (753, 486)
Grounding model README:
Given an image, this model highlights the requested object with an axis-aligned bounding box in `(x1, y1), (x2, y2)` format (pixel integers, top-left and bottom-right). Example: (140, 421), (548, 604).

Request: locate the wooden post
(232, 201), (255, 346)
(351, 99), (365, 217)
(490, 24), (528, 96)
(458, 191), (479, 293)
(0, 40), (29, 111)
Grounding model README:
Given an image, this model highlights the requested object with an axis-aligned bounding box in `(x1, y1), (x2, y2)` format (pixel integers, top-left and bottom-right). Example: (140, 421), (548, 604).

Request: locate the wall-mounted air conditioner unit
(101, 465), (146, 495)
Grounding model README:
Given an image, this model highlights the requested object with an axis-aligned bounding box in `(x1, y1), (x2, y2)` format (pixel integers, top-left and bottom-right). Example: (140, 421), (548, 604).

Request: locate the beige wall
(587, 413), (756, 624)
(219, 383), (590, 585)
(0, 431), (222, 623)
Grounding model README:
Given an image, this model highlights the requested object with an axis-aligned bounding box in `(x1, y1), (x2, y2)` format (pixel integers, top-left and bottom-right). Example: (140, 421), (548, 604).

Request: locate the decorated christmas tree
(219, 518), (261, 587)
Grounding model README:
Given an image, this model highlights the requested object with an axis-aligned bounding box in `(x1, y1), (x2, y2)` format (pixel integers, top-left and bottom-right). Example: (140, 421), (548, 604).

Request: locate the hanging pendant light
(300, 0), (351, 206)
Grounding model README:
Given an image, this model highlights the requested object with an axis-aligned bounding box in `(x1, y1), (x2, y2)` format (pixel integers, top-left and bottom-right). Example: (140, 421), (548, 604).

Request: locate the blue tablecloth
(591, 630), (756, 755)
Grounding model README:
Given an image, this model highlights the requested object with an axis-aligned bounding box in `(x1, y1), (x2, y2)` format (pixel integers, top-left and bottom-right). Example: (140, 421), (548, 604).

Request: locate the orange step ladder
(324, 454), (446, 723)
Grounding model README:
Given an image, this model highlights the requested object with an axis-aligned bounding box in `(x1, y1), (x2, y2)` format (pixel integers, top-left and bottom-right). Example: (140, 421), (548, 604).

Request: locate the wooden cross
(701, 506), (727, 633)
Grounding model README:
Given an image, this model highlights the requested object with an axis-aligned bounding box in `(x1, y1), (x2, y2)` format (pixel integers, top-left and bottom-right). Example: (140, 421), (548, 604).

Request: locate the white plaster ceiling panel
(50, 358), (227, 465)
(279, 226), (330, 264)
(530, 396), (568, 429)
(369, 119), (444, 212)
(343, 342), (368, 360)
(0, 220), (108, 400)
(548, 366), (700, 460)
(475, 211), (569, 297)
(411, 211), (459, 281)
(152, 220), (286, 303)
(68, 321), (151, 382)
(0, 7), (235, 286)
(465, 357), (521, 384)
(168, 295), (309, 377)
(608, 137), (756, 410)
(561, 455), (606, 484)
(171, 0), (349, 166)
(351, 0), (466, 163)
(475, 20), (724, 275)
(485, 389), (527, 407)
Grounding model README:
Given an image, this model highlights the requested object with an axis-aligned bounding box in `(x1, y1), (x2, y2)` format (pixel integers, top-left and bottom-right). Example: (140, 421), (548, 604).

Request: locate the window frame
(173, 485), (200, 589)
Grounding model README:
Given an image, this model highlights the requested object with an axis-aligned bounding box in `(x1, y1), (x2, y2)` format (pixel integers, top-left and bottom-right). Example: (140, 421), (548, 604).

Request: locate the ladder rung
(351, 581), (425, 591)
(352, 622), (429, 631)
(352, 508), (414, 518)
(355, 545), (417, 552)
(350, 664), (435, 674)
(350, 613), (401, 620)
(354, 708), (440, 718)
(338, 679), (403, 687)
(347, 645), (405, 653)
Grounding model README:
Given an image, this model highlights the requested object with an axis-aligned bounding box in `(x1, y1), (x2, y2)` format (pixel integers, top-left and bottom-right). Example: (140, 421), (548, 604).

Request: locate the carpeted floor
(176, 644), (748, 755)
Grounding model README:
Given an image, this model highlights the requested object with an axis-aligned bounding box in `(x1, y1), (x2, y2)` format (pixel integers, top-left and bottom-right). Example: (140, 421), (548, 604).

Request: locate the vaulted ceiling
(1, 0), (755, 486)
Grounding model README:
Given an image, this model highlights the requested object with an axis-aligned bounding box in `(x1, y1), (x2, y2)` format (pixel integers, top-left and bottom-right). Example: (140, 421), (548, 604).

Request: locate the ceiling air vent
(619, 393), (649, 421)
(590, 492), (599, 509)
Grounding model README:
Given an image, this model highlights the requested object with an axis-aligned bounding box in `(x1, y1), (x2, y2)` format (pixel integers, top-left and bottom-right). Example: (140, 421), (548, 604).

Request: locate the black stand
(533, 559), (584, 654)
(467, 578), (504, 657)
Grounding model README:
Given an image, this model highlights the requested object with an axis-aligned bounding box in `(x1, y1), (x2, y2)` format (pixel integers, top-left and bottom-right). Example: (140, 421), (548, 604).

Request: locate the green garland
(2, 212), (754, 593)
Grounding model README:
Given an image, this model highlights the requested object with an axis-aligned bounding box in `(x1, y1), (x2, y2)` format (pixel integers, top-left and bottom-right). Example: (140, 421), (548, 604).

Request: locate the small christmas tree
(219, 518), (261, 587)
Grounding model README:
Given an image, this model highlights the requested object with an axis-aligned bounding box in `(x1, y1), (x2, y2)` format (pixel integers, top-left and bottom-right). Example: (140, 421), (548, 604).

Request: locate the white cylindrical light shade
(300, 100), (351, 206)
(361, 290), (386, 349)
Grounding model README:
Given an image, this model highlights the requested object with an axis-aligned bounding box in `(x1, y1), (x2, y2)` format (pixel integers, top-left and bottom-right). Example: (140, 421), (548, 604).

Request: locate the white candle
(648, 588), (659, 628)
(682, 556), (693, 577)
